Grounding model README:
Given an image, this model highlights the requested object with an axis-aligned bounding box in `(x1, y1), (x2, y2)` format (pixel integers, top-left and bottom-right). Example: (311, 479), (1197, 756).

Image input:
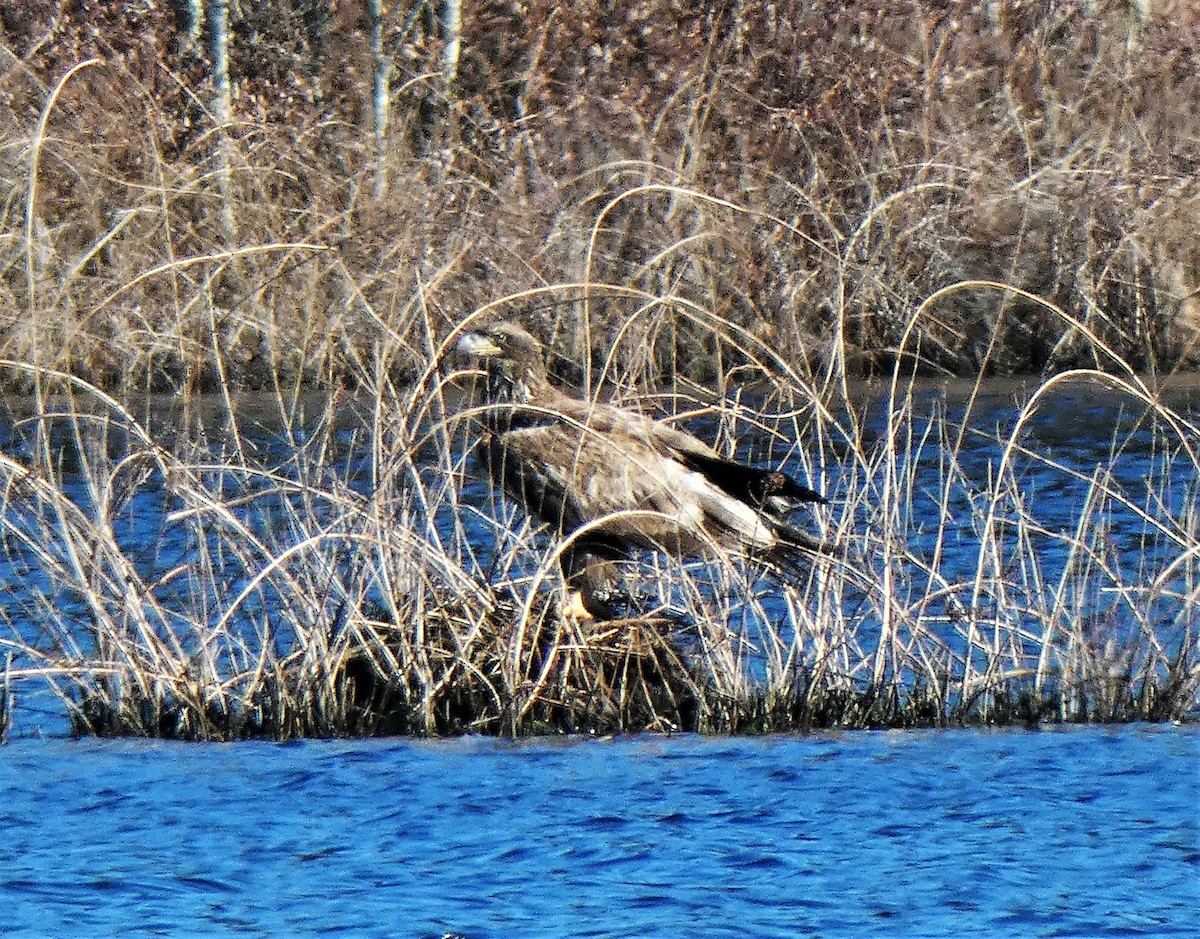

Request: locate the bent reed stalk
(0, 293), (1197, 740)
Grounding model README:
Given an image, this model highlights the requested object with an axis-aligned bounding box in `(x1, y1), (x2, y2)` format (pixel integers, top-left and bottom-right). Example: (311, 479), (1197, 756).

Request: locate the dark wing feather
(673, 448), (826, 512)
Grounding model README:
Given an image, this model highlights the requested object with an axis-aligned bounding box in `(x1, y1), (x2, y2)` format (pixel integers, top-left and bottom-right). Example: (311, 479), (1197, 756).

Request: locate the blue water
(2, 726), (1196, 937)
(2, 387), (1198, 935)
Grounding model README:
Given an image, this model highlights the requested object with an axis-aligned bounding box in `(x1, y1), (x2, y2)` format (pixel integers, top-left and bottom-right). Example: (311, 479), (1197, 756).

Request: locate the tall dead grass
(0, 2), (1197, 737)
(1, 2), (1198, 390)
(0, 283), (1196, 738)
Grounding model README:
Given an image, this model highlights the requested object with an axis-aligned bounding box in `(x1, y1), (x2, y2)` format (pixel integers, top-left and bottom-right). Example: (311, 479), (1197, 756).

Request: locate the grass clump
(0, 3), (1197, 737)
(0, 295), (1196, 739)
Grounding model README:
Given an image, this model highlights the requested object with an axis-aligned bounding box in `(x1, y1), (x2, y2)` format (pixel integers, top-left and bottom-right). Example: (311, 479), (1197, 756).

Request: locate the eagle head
(457, 322), (550, 400)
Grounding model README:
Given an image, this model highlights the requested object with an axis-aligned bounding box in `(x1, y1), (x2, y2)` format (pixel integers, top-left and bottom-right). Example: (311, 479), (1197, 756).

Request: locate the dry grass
(0, 2), (1197, 737)
(0, 2), (1197, 391)
(0, 294), (1196, 739)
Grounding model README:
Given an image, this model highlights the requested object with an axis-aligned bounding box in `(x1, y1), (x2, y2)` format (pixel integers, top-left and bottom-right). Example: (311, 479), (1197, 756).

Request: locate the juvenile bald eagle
(457, 321), (831, 618)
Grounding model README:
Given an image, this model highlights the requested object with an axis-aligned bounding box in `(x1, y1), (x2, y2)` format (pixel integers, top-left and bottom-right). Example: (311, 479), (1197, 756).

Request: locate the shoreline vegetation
(1, 333), (1196, 741)
(0, 2), (1198, 739)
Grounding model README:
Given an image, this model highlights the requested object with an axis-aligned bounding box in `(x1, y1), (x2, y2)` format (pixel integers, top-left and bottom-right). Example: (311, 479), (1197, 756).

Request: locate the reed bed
(1, 2), (1197, 392)
(0, 2), (1197, 737)
(0, 291), (1196, 739)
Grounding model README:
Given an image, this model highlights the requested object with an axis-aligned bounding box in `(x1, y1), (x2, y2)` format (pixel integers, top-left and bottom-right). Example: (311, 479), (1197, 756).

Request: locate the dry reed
(0, 3), (1197, 738)
(0, 288), (1196, 738)
(0, 2), (1197, 390)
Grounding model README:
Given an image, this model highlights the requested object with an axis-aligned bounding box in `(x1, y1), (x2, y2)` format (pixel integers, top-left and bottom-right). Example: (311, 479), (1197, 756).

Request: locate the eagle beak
(456, 331), (502, 358)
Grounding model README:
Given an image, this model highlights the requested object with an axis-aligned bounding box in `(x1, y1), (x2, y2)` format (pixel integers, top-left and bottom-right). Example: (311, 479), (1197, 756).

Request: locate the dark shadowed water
(1, 727), (1197, 937)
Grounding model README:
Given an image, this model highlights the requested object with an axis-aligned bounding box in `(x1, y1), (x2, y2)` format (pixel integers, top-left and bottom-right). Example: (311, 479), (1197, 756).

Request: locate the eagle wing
(487, 406), (779, 558)
(583, 404), (827, 513)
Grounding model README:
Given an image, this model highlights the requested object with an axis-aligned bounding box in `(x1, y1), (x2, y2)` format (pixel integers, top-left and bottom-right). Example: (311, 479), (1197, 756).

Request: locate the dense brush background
(1, 0), (1197, 392)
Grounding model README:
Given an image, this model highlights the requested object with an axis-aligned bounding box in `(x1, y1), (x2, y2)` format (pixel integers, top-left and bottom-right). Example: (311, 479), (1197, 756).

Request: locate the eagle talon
(559, 589), (595, 623)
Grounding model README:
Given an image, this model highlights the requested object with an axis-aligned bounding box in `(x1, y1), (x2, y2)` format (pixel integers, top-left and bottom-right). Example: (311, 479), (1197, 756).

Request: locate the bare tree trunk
(183, 0), (205, 56)
(442, 0), (461, 88)
(369, 0), (391, 199)
(210, 0), (235, 243)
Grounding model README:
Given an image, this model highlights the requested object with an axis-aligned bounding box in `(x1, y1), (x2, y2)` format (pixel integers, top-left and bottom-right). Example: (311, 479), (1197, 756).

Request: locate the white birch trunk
(442, 0), (462, 88)
(185, 0), (204, 54)
(210, 0), (235, 242)
(369, 0), (390, 198)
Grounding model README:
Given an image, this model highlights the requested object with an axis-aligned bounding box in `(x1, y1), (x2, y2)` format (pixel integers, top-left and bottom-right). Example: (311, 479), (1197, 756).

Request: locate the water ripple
(0, 728), (1196, 937)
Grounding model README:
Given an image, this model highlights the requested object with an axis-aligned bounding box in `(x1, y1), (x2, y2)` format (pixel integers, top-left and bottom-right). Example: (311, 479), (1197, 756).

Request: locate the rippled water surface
(3, 727), (1197, 937)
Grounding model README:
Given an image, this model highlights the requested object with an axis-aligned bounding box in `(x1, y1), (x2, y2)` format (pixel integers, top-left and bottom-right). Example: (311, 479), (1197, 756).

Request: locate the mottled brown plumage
(457, 321), (830, 617)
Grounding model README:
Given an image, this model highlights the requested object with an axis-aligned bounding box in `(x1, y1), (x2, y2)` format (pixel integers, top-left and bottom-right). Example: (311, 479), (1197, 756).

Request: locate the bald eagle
(457, 321), (832, 618)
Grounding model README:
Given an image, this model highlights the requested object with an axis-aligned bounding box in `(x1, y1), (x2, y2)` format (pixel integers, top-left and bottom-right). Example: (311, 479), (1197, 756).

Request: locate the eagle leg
(560, 588), (595, 622)
(561, 542), (625, 621)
